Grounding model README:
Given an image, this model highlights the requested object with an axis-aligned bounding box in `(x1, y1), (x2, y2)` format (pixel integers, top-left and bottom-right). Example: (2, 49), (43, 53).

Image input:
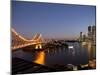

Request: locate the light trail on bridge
(12, 28), (43, 50)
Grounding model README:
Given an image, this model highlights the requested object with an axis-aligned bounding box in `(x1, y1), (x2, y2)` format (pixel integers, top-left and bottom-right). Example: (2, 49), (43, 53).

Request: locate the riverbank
(12, 57), (96, 74)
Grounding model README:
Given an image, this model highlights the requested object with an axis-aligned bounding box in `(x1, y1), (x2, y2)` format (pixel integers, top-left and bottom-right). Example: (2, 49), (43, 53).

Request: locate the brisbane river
(12, 42), (89, 67)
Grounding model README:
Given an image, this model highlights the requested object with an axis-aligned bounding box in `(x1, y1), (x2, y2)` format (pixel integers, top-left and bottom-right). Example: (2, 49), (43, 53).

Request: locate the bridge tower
(33, 33), (43, 50)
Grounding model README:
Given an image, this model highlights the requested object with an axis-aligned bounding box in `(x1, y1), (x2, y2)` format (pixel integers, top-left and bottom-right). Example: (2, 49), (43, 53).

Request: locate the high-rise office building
(83, 34), (86, 42)
(88, 26), (91, 32)
(92, 25), (96, 59)
(92, 26), (96, 45)
(88, 26), (92, 41)
(87, 25), (96, 60)
(80, 32), (83, 42)
(92, 26), (96, 35)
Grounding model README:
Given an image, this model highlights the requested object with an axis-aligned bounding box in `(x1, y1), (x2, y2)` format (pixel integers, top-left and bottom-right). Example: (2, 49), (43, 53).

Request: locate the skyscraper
(88, 26), (92, 41)
(80, 32), (83, 42)
(92, 26), (96, 45)
(92, 25), (96, 59)
(83, 34), (86, 42)
(92, 26), (96, 35)
(87, 25), (96, 60)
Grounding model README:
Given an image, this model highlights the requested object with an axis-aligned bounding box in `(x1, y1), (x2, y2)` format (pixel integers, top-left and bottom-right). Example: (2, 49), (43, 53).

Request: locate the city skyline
(12, 1), (96, 39)
(12, 1), (96, 74)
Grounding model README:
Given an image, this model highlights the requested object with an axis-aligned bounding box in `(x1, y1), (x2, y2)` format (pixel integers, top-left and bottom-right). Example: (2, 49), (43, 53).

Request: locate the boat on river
(68, 46), (74, 49)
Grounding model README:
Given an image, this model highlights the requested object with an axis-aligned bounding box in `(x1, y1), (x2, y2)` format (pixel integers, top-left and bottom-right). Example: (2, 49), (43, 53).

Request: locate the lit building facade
(79, 25), (96, 60)
(88, 26), (92, 41)
(87, 25), (96, 60)
(79, 32), (83, 42)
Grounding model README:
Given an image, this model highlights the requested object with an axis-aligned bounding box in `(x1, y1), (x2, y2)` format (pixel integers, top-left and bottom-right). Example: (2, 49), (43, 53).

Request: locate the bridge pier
(35, 44), (42, 49)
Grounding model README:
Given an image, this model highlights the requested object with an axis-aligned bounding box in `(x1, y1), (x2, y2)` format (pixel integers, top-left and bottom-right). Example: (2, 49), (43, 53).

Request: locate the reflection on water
(12, 42), (90, 66)
(34, 51), (45, 65)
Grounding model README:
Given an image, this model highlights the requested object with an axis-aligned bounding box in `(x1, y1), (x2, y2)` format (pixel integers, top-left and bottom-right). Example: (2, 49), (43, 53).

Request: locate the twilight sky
(12, 1), (96, 40)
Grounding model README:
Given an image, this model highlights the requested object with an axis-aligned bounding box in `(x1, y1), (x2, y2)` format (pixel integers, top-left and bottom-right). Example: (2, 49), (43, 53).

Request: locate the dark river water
(12, 42), (89, 66)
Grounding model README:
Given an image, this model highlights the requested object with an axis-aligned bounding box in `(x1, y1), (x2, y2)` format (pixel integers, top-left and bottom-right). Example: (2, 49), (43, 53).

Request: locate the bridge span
(12, 28), (43, 50)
